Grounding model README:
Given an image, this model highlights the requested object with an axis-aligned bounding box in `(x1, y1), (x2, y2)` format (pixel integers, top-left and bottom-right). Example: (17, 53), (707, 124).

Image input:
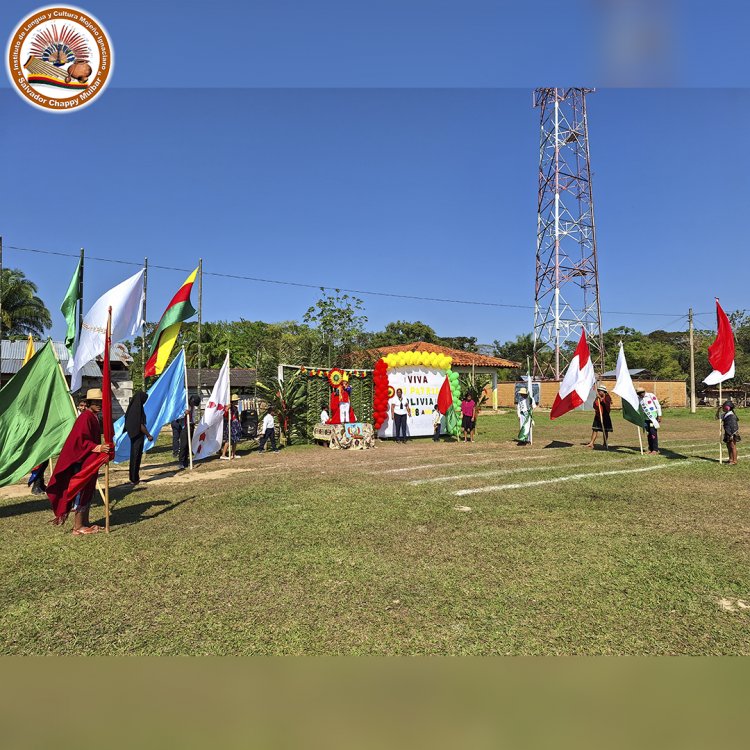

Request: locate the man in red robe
(328, 383), (356, 424)
(47, 389), (111, 535)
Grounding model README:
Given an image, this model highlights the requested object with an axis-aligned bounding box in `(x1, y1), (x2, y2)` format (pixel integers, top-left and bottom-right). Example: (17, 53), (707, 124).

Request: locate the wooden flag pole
(637, 426), (644, 455)
(718, 381), (723, 465)
(182, 347), (193, 471)
(104, 308), (112, 534)
(227, 349), (232, 460)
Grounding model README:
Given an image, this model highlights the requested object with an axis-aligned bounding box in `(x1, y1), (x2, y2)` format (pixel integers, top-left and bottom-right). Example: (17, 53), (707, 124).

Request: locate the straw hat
(231, 394), (240, 402)
(86, 388), (103, 401)
(596, 384), (608, 392)
(518, 387), (528, 395)
(635, 385), (645, 394)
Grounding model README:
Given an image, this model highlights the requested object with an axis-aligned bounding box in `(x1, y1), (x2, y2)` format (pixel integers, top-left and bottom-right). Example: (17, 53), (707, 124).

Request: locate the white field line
(454, 462), (690, 496)
(379, 453), (544, 474)
(409, 457), (638, 485)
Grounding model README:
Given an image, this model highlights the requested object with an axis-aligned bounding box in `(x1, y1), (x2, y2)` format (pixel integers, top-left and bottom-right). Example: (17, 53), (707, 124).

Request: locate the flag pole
(637, 425), (644, 455)
(719, 381), (723, 465)
(0, 235), (3, 382)
(78, 247), (84, 346)
(197, 258), (203, 417)
(227, 348), (232, 460)
(105, 307), (112, 534)
(527, 357), (533, 446)
(182, 347), (193, 471)
(142, 257), (148, 388)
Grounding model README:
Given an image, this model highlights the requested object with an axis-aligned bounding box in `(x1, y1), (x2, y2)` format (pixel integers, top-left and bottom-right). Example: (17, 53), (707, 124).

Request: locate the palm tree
(0, 268), (52, 338)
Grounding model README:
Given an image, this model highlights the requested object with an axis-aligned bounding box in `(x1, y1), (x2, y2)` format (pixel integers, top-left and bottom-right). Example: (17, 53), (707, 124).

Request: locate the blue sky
(1, 2), (748, 344)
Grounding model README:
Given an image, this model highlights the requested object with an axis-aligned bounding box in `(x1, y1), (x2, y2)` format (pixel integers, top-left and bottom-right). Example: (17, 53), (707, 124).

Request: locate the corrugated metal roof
(186, 368), (257, 388)
(1, 340), (100, 377)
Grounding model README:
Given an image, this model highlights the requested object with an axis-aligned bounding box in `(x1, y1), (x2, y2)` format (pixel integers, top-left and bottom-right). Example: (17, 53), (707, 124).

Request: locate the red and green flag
(145, 267), (198, 377)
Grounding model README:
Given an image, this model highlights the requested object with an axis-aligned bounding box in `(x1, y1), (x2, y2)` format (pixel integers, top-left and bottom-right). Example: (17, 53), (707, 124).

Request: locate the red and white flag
(192, 352), (230, 460)
(550, 329), (596, 420)
(703, 299), (735, 386)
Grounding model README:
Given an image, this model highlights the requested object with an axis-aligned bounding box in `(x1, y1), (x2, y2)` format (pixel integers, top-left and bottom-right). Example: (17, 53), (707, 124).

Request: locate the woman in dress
(586, 385), (613, 449)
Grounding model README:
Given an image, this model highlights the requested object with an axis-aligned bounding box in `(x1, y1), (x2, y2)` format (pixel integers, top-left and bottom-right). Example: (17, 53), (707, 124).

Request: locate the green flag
(60, 258), (82, 355)
(0, 341), (76, 487)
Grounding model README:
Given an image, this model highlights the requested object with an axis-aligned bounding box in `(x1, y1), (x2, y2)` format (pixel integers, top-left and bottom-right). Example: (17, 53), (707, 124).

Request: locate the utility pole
(688, 307), (696, 413)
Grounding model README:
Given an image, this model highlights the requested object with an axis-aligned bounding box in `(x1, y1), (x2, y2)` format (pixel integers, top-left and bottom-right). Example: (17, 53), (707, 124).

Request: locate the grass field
(1, 408), (748, 655)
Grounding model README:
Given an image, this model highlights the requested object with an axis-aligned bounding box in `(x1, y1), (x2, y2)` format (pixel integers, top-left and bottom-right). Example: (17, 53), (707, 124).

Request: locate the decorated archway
(373, 350), (461, 438)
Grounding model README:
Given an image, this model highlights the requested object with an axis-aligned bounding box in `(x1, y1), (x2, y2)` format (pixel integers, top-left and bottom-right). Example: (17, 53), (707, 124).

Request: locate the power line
(2, 242), (734, 320)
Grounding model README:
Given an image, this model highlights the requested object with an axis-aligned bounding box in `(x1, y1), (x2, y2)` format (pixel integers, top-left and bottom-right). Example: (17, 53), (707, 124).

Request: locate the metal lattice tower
(533, 88), (604, 380)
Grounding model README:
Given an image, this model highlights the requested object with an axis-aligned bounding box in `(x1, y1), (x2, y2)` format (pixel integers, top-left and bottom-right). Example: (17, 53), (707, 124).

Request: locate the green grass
(1, 408), (748, 654)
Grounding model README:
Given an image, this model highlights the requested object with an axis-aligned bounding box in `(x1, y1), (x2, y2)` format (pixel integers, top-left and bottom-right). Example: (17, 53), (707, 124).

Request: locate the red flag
(550, 329), (596, 420)
(436, 376), (453, 415)
(61, 308), (113, 504)
(704, 299), (735, 385)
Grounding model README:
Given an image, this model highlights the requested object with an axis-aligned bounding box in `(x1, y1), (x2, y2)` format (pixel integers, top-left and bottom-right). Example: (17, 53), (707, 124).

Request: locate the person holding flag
(612, 343), (648, 454)
(46, 389), (111, 534)
(704, 299), (736, 464)
(585, 385), (613, 449)
(636, 386), (662, 454)
(517, 383), (535, 446)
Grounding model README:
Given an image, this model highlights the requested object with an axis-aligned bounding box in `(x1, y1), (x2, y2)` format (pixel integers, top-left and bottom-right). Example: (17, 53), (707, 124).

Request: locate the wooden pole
(182, 346), (193, 470)
(197, 258), (203, 416)
(142, 257), (148, 387)
(104, 308), (112, 534)
(227, 348), (232, 460)
(637, 426), (644, 455)
(688, 308), (696, 413)
(719, 381), (723, 465)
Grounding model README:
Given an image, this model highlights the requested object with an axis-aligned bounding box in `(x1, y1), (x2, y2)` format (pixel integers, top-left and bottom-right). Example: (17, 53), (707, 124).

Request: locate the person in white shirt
(390, 388), (411, 443)
(257, 407), (279, 453)
(432, 406), (442, 442)
(320, 404), (330, 423)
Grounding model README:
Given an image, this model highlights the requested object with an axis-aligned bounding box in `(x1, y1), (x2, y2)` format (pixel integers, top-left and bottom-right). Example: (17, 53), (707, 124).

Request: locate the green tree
(369, 320), (438, 347)
(0, 268), (52, 338)
(303, 288), (367, 366)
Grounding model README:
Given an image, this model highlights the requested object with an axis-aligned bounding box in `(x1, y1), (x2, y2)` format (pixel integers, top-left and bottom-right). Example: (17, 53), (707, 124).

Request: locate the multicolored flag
(60, 257), (82, 356)
(0, 341), (76, 487)
(68, 269), (144, 392)
(192, 352), (229, 460)
(113, 349), (187, 462)
(612, 343), (645, 427)
(703, 298), (735, 385)
(145, 267), (198, 377)
(550, 329), (596, 420)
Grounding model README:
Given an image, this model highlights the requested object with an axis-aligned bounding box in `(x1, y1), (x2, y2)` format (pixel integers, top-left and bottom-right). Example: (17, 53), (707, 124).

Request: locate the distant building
(0, 339), (134, 418)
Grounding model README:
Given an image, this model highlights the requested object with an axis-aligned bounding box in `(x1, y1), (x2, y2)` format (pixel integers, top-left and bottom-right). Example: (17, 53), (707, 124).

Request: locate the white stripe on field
(410, 457), (637, 485)
(453, 462), (690, 496)
(379, 452), (539, 474)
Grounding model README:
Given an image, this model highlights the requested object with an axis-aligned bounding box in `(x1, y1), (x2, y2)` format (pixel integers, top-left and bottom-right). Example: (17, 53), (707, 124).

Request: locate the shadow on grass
(0, 497), (48, 519)
(109, 496), (195, 528)
(543, 440), (574, 449)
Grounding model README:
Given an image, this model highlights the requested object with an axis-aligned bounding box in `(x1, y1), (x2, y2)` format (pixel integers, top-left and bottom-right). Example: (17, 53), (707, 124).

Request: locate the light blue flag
(113, 349), (187, 463)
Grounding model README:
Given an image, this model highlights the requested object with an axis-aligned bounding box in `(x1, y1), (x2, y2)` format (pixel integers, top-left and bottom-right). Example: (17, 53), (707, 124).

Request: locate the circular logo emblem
(6, 6), (113, 112)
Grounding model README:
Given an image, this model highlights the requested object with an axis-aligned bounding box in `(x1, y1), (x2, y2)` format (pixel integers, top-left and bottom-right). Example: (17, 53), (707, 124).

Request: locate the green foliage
(460, 373), (491, 405)
(256, 371), (307, 443)
(369, 320), (439, 347)
(0, 268), (52, 338)
(303, 288), (368, 365)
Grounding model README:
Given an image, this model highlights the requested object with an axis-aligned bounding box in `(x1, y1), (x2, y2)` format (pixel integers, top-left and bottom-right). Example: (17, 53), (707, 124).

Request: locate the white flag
(68, 269), (145, 392)
(612, 343), (646, 428)
(192, 353), (230, 460)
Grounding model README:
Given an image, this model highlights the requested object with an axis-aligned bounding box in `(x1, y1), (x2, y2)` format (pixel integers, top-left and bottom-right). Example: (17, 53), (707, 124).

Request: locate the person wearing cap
(124, 390), (153, 485)
(586, 385), (613, 449)
(517, 386), (531, 445)
(636, 386), (662, 455)
(718, 400), (740, 465)
(221, 394), (242, 460)
(46, 389), (111, 535)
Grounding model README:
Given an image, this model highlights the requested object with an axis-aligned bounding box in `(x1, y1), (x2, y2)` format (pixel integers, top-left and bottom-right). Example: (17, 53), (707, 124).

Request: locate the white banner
(192, 353), (230, 460)
(378, 367), (443, 438)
